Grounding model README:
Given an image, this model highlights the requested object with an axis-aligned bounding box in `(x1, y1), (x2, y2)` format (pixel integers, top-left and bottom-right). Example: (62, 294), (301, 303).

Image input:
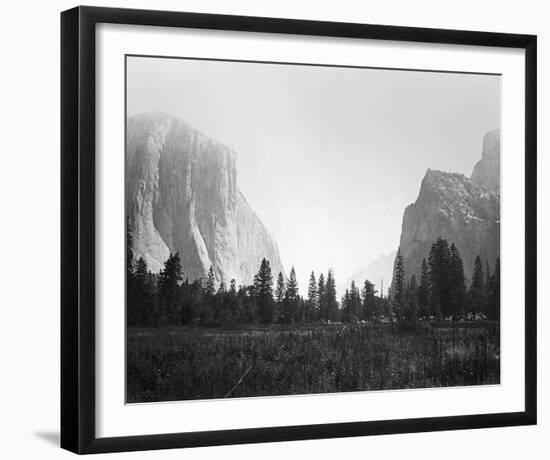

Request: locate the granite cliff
(392, 130), (500, 287)
(126, 112), (284, 285)
(471, 129), (500, 193)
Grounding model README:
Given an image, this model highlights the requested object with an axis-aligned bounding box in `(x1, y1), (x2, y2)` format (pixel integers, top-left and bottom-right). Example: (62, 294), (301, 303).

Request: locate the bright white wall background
(0, 0), (546, 459)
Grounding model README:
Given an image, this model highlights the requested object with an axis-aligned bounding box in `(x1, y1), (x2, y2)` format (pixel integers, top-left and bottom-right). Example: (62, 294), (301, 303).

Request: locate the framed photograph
(61, 6), (537, 454)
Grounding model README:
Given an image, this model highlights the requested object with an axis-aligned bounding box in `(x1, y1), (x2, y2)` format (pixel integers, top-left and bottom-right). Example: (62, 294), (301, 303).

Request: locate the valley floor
(126, 322), (500, 403)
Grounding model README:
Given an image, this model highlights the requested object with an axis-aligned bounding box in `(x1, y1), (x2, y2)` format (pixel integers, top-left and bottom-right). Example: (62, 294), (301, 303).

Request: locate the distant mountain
(340, 251), (396, 298)
(391, 130), (500, 289)
(126, 112), (284, 285)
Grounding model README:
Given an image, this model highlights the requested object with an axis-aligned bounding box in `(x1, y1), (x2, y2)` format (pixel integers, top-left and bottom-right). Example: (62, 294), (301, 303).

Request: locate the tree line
(127, 251), (351, 327)
(127, 222), (499, 327)
(390, 237), (500, 322)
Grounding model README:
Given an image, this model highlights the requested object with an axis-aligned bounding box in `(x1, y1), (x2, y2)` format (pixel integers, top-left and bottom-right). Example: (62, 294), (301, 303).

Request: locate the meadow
(127, 322), (500, 403)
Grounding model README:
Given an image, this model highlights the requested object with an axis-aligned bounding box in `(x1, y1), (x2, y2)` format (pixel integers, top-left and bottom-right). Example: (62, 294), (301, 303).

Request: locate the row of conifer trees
(127, 228), (499, 326)
(389, 237), (500, 322)
(127, 253), (351, 326)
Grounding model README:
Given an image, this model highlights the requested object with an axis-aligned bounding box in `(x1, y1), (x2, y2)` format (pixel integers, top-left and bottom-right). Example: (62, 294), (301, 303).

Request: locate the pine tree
(254, 258), (275, 323)
(274, 271), (286, 322)
(349, 281), (361, 320)
(468, 255), (486, 319)
(325, 270), (338, 322)
(361, 279), (377, 320)
(307, 271), (318, 321)
(275, 272), (286, 304)
(283, 267), (299, 324)
(393, 249), (405, 306)
(158, 253), (183, 324)
(418, 258), (430, 319)
(205, 266), (216, 297)
(448, 243), (467, 318)
(318, 273), (327, 322)
(428, 237), (451, 319)
(200, 265), (216, 325)
(342, 289), (351, 322)
(392, 249), (406, 321)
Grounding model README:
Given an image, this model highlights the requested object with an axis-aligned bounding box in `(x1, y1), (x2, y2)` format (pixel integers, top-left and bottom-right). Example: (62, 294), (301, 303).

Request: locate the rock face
(392, 130), (500, 287)
(126, 112), (284, 285)
(471, 129), (500, 193)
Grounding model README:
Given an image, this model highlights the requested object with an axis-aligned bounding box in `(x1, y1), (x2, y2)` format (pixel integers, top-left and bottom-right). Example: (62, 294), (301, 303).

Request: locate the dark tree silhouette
(393, 249), (405, 306)
(449, 243), (467, 318)
(283, 267), (299, 324)
(125, 235), (500, 328)
(200, 265), (216, 325)
(418, 258), (431, 318)
(341, 289), (352, 322)
(393, 249), (406, 321)
(274, 271), (285, 322)
(349, 281), (361, 320)
(254, 258), (274, 323)
(361, 279), (377, 320)
(469, 255), (486, 318)
(318, 273), (327, 321)
(428, 237), (451, 319)
(205, 266), (216, 297)
(158, 253), (183, 324)
(325, 270), (338, 322)
(306, 271), (318, 321)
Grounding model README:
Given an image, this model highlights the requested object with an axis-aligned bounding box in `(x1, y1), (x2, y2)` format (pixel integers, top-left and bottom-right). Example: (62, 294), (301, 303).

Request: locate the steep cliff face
(471, 129), (500, 193)
(126, 112), (284, 285)
(392, 130), (500, 287)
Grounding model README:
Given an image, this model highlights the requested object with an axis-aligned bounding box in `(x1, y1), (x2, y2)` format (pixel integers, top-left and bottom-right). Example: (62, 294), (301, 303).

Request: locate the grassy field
(127, 322), (500, 403)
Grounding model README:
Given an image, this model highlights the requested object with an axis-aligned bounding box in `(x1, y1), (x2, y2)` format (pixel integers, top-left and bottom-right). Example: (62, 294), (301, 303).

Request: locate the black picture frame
(61, 5), (537, 454)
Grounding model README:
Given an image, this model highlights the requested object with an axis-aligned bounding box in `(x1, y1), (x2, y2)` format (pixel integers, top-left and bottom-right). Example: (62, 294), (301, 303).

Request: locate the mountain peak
(422, 169), (468, 188)
(470, 129), (500, 193)
(418, 169), (497, 219)
(392, 131), (500, 291)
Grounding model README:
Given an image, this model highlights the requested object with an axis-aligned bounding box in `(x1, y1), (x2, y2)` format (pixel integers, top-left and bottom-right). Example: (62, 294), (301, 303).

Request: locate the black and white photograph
(0, 0), (544, 456)
(125, 55), (501, 403)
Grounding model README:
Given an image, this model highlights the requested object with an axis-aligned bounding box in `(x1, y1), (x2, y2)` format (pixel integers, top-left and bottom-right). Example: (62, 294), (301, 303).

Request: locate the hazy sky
(127, 56), (500, 292)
